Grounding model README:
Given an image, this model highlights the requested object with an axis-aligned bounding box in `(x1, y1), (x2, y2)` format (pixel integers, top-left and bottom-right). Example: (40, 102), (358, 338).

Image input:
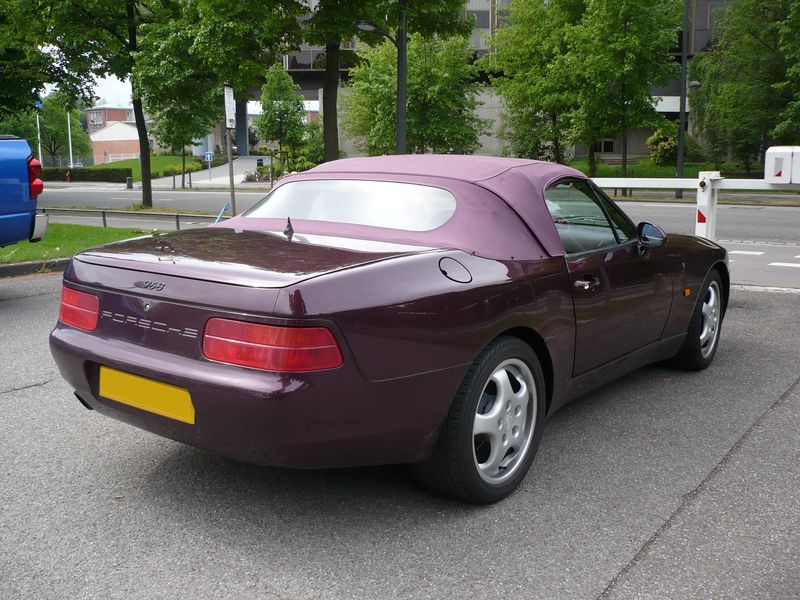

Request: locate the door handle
(574, 275), (600, 292)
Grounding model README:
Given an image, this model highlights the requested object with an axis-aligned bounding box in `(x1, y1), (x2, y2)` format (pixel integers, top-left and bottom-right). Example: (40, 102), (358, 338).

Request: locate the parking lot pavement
(1, 274), (798, 600)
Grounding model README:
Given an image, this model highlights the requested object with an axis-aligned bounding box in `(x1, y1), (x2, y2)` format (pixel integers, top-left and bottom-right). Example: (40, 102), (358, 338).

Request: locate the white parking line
(729, 250), (765, 256)
(768, 262), (800, 268)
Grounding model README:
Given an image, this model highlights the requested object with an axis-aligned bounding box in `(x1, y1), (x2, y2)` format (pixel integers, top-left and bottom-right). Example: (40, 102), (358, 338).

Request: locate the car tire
(670, 270), (725, 371)
(412, 337), (546, 504)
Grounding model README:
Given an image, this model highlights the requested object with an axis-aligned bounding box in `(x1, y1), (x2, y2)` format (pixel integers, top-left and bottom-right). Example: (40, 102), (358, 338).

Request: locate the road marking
(729, 250), (765, 256)
(795, 255), (800, 259)
(732, 284), (800, 294)
(768, 262), (800, 268)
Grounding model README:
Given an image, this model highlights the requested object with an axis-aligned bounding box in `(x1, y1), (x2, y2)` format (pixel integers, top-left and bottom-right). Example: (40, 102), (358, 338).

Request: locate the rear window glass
(243, 179), (457, 231)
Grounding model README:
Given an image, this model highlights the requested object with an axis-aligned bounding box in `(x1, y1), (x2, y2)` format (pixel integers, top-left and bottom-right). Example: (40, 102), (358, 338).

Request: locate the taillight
(59, 287), (99, 331)
(28, 157), (43, 199)
(202, 318), (343, 372)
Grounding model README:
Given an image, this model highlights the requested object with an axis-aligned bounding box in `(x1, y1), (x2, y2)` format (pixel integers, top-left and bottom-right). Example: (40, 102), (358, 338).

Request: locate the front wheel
(412, 337), (546, 503)
(671, 270), (725, 371)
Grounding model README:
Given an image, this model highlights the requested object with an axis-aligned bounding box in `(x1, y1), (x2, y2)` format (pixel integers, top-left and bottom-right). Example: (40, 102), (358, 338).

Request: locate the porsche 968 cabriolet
(50, 156), (728, 503)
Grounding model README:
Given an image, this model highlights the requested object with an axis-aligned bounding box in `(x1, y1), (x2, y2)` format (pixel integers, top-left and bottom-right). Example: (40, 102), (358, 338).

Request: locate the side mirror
(637, 222), (667, 249)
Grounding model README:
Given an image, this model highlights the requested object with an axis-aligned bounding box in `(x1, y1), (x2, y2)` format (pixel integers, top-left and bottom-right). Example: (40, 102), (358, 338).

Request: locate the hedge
(42, 167), (133, 183)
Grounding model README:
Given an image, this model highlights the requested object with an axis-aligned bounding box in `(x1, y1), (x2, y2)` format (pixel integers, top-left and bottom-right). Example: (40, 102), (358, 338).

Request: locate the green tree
(0, 95), (92, 165)
(774, 0), (800, 142)
(256, 64), (307, 174)
(567, 0), (680, 177)
(305, 0), (469, 162)
(14, 0), (171, 206)
(133, 8), (223, 187)
(690, 0), (791, 171)
(343, 33), (489, 155)
(487, 0), (585, 162)
(0, 1), (93, 117)
(132, 0), (303, 169)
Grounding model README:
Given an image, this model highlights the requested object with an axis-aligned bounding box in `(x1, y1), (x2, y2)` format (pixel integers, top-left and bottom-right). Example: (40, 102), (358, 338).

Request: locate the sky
(93, 76), (132, 104)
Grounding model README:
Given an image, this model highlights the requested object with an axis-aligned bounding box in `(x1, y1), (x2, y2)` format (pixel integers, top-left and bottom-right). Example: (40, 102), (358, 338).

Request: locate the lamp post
(675, 0), (697, 198)
(357, 0), (408, 154)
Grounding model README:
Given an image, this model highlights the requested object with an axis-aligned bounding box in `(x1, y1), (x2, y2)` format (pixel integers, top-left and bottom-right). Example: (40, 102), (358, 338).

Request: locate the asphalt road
(1, 274), (799, 599)
(39, 187), (268, 214)
(621, 202), (800, 289)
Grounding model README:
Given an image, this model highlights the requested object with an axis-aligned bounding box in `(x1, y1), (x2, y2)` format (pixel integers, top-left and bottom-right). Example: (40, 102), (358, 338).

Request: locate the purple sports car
(50, 156), (728, 503)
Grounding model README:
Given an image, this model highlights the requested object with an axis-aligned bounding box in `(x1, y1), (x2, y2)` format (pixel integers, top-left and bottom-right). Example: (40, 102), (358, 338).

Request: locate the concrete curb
(0, 258), (69, 278)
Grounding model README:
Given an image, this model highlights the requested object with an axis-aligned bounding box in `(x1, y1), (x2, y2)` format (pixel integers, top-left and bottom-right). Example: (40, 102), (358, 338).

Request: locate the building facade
(86, 103), (135, 134)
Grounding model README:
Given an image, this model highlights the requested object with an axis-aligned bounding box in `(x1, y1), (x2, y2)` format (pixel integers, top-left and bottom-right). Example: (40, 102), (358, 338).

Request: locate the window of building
(466, 10), (491, 28)
(591, 139), (615, 153)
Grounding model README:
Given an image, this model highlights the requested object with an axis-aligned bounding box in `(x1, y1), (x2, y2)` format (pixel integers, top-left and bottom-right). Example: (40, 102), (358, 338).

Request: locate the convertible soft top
(227, 156), (586, 259)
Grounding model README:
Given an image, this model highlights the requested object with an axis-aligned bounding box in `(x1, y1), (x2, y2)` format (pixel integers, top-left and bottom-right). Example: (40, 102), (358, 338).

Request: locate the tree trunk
(181, 147), (186, 189)
(621, 128), (628, 197)
(323, 42), (340, 162)
(550, 112), (562, 163)
(588, 145), (597, 178)
(621, 97), (628, 197)
(127, 0), (151, 207)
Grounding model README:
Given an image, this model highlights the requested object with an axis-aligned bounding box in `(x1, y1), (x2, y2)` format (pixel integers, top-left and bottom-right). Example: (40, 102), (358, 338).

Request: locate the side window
(544, 180), (618, 254)
(591, 186), (637, 242)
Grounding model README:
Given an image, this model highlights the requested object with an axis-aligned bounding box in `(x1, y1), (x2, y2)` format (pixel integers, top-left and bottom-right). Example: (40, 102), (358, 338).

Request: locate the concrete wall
(92, 140), (140, 165)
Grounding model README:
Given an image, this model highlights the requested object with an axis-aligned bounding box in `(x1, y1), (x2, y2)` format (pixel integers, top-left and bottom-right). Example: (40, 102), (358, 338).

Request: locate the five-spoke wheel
(671, 269), (725, 370)
(412, 337), (545, 503)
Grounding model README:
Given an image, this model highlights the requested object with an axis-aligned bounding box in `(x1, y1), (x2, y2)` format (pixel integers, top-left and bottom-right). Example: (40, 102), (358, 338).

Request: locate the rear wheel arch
(712, 261), (730, 316)
(495, 326), (554, 414)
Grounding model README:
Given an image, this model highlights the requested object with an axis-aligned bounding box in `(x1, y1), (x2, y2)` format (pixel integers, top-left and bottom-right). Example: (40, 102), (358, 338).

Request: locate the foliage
(133, 10), (222, 154)
(304, 0), (469, 160)
(567, 156), (755, 179)
(646, 120), (705, 167)
(0, 0), (95, 116)
(689, 0), (792, 171)
(134, 0), (303, 158)
(486, 0), (584, 162)
(343, 33), (490, 155)
(488, 0), (679, 174)
(566, 0), (681, 176)
(773, 0), (800, 143)
(0, 95), (92, 164)
(87, 155), (199, 181)
(255, 64), (307, 165)
(42, 167), (133, 182)
(296, 119), (326, 166)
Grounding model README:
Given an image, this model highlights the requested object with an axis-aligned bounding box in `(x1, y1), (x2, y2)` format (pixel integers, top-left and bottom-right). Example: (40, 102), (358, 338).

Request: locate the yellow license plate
(99, 366), (195, 425)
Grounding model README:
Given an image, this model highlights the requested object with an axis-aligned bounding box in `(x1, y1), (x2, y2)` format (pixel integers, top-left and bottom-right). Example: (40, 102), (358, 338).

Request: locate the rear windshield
(243, 179), (457, 231)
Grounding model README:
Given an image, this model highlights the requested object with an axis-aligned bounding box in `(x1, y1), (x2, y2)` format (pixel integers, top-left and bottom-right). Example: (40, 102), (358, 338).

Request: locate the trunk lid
(74, 227), (428, 288)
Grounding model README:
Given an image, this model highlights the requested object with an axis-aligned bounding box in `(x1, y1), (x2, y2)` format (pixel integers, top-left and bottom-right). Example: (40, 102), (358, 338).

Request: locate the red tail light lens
(27, 157), (43, 199)
(202, 318), (343, 372)
(59, 287), (99, 331)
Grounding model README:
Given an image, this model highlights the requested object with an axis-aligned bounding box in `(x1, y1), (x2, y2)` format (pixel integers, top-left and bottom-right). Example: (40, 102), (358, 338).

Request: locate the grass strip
(0, 224), (153, 264)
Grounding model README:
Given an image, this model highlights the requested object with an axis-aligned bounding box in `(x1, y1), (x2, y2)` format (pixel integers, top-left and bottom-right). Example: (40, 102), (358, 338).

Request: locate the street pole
(226, 129), (236, 216)
(396, 0), (407, 155)
(67, 109), (74, 169)
(35, 113), (42, 163)
(675, 0), (691, 199)
(223, 85), (237, 216)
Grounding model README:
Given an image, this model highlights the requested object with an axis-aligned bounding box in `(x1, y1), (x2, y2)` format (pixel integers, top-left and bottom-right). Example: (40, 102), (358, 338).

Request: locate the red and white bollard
(695, 171), (721, 241)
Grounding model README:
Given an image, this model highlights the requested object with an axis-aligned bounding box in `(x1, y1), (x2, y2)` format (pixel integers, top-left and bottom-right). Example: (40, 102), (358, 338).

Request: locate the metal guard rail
(39, 207), (226, 230)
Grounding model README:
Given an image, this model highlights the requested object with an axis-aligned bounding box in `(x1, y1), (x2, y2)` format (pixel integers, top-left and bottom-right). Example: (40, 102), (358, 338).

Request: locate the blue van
(0, 135), (47, 247)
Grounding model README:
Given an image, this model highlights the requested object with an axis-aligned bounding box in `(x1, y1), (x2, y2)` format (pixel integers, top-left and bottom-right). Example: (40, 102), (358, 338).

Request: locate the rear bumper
(49, 324), (463, 469)
(30, 212), (48, 241)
